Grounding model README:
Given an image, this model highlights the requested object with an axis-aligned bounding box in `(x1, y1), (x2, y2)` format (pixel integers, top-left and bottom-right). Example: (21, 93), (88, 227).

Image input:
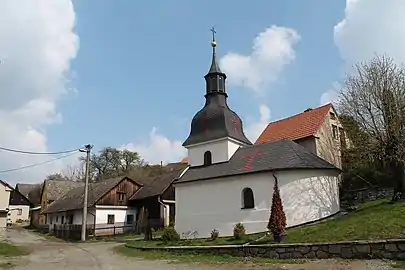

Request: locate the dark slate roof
(129, 166), (187, 201)
(27, 184), (43, 206)
(176, 139), (339, 184)
(43, 177), (131, 213)
(43, 180), (83, 201)
(183, 95), (252, 146)
(15, 183), (39, 200)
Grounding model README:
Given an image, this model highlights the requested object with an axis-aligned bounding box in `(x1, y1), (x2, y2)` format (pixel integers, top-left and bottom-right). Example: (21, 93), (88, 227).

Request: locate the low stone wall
(126, 239), (405, 260)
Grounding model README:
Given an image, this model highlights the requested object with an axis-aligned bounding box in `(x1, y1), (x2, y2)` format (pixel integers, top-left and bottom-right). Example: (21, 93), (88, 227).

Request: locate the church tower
(183, 28), (252, 167)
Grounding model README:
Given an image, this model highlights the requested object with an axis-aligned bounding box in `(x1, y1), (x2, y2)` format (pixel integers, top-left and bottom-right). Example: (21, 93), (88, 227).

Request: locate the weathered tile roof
(27, 184), (43, 206)
(130, 166), (187, 201)
(43, 177), (133, 213)
(176, 139), (339, 184)
(43, 180), (83, 201)
(255, 103), (332, 144)
(15, 183), (38, 200)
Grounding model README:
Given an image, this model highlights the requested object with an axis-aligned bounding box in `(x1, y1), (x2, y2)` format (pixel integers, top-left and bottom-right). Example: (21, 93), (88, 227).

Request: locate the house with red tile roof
(255, 103), (347, 169)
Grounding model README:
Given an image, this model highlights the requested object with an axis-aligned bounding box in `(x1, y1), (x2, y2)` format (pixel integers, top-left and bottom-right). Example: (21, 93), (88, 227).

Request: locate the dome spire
(208, 26), (222, 74)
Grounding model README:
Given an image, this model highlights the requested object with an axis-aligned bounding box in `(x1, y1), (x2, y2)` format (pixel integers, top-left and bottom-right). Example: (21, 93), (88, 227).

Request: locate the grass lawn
(127, 198), (405, 248)
(113, 244), (306, 265)
(0, 242), (25, 257)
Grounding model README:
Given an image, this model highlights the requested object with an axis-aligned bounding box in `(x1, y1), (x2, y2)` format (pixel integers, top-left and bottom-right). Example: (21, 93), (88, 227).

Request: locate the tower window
(204, 151), (212, 166)
(218, 77), (224, 92)
(241, 188), (255, 209)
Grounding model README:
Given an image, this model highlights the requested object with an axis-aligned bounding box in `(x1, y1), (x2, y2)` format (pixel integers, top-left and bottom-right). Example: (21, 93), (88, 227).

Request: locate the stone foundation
(127, 239), (405, 260)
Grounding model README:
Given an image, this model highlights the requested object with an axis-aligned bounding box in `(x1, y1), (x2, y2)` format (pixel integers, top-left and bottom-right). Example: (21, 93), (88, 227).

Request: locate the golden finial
(210, 27), (217, 48)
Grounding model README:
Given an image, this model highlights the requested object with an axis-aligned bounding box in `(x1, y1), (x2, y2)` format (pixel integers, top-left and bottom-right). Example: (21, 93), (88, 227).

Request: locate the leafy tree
(338, 55), (405, 200)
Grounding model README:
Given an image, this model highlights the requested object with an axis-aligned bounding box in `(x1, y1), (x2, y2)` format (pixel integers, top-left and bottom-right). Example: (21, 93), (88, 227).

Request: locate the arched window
(242, 188), (255, 209)
(204, 151), (212, 166)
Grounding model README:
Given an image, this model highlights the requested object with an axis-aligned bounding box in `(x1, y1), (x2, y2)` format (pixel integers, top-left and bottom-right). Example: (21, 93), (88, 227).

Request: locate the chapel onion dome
(182, 29), (252, 147)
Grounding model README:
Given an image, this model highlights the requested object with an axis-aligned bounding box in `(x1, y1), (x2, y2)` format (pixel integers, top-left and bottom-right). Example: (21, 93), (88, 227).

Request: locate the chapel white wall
(186, 138), (242, 166)
(175, 169), (340, 238)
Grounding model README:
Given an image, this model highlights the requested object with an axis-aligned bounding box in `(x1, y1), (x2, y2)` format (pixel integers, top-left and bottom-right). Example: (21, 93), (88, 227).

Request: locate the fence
(341, 187), (394, 208)
(49, 218), (164, 241)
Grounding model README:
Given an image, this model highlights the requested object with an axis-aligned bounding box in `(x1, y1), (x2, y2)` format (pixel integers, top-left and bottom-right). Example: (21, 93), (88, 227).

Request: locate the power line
(0, 146), (80, 155)
(0, 152), (79, 174)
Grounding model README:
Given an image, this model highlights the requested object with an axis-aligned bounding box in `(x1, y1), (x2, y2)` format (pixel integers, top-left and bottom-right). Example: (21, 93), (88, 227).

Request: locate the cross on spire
(210, 26), (216, 42)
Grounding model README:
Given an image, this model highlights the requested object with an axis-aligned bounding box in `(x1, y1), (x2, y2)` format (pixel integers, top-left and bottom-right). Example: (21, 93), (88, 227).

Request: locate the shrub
(267, 176), (287, 237)
(161, 227), (180, 242)
(233, 222), (246, 239)
(210, 229), (219, 240)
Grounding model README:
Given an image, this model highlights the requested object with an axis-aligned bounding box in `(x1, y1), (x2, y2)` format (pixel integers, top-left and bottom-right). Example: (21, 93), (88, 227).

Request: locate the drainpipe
(157, 196), (168, 228)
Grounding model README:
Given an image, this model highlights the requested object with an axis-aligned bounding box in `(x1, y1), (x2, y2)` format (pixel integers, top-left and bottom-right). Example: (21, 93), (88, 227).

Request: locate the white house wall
(8, 205), (30, 223)
(175, 169), (340, 238)
(0, 184), (11, 211)
(46, 208), (95, 226)
(187, 138), (242, 166)
(94, 207), (137, 227)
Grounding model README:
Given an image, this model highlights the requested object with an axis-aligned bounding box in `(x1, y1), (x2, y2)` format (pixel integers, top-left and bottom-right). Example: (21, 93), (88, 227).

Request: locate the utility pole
(80, 144), (93, 241)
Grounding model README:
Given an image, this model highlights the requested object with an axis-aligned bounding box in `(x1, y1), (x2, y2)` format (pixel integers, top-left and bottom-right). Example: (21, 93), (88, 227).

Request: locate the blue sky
(48, 0), (344, 158)
(2, 0), (402, 183)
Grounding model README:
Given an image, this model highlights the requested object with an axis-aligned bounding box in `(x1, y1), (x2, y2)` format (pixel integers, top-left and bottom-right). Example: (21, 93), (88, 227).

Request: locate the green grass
(128, 199), (405, 247)
(113, 244), (306, 265)
(277, 198), (405, 243)
(0, 242), (25, 257)
(0, 262), (15, 269)
(391, 260), (405, 269)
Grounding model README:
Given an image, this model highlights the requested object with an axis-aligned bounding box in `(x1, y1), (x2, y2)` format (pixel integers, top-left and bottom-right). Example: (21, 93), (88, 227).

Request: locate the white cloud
(220, 26), (300, 93)
(244, 104), (271, 143)
(122, 127), (186, 165)
(334, 0), (405, 66)
(0, 0), (80, 185)
(319, 82), (341, 106)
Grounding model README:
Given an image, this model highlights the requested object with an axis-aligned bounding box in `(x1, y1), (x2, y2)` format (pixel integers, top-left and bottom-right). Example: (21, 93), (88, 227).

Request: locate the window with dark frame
(242, 188), (255, 209)
(61, 216), (64, 224)
(329, 112), (336, 120)
(56, 216), (59, 222)
(204, 151), (212, 166)
(339, 127), (346, 147)
(17, 209), (22, 216)
(332, 125), (338, 139)
(126, 214), (134, 224)
(107, 214), (115, 224)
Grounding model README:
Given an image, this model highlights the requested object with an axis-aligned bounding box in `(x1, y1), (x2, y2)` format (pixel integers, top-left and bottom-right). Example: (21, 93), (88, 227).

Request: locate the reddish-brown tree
(267, 176), (287, 239)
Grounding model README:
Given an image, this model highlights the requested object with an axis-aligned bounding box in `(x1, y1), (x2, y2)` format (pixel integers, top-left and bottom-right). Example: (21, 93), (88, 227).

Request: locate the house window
(118, 192), (126, 201)
(204, 151), (212, 166)
(332, 125), (338, 139)
(339, 127), (346, 148)
(17, 209), (22, 216)
(330, 112), (336, 120)
(56, 216), (59, 223)
(126, 214), (134, 224)
(61, 216), (64, 224)
(107, 214), (115, 224)
(218, 77), (224, 92)
(242, 188), (255, 209)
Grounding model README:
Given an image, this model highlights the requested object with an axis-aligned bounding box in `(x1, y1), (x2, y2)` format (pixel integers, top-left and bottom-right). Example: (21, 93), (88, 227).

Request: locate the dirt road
(0, 228), (395, 270)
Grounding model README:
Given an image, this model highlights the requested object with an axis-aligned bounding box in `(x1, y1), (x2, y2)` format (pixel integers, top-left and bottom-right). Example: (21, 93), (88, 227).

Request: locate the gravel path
(0, 228), (395, 270)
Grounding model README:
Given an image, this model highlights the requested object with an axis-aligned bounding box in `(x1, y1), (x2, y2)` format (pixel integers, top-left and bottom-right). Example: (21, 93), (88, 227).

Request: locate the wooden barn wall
(9, 190), (31, 206)
(96, 179), (141, 206)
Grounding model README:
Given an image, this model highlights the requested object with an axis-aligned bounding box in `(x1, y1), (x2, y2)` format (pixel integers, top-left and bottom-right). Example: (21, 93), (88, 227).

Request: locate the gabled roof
(27, 184), (43, 206)
(0, 180), (13, 191)
(176, 139), (339, 184)
(255, 103), (332, 144)
(43, 179), (82, 201)
(15, 183), (39, 200)
(43, 176), (136, 213)
(130, 166), (187, 201)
